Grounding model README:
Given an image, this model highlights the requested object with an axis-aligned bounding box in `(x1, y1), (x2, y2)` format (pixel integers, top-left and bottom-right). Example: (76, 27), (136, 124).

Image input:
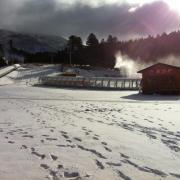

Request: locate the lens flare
(164, 0), (180, 13)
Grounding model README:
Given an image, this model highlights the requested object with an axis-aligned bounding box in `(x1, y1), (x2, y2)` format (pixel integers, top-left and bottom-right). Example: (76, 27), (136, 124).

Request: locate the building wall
(141, 64), (180, 94)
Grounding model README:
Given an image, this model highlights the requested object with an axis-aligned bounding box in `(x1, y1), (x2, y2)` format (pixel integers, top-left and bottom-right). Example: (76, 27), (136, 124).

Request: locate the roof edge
(138, 63), (180, 73)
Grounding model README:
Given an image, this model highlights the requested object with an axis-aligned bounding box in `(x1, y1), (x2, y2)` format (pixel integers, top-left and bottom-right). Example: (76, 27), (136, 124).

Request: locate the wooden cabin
(138, 63), (180, 94)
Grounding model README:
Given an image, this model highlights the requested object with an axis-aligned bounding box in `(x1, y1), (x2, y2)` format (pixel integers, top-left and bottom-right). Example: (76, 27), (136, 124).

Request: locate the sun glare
(164, 0), (180, 13)
(128, 0), (180, 14)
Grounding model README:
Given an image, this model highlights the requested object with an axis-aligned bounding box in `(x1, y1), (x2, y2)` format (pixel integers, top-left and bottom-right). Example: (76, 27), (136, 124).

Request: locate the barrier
(39, 76), (141, 90)
(0, 64), (20, 78)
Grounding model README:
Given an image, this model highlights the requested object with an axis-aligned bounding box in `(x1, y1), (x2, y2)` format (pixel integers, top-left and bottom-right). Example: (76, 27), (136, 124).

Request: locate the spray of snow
(114, 52), (140, 78)
(115, 52), (180, 78)
(159, 55), (180, 67)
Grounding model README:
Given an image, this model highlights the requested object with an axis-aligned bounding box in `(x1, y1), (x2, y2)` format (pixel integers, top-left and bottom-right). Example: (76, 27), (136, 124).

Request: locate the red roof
(138, 63), (180, 73)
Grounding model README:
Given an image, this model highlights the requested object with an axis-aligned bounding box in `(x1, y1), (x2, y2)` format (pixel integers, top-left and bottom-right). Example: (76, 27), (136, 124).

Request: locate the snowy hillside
(0, 29), (67, 53)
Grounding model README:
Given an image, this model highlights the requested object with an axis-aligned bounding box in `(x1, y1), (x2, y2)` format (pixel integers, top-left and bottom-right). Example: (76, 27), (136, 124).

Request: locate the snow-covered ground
(72, 67), (121, 77)
(0, 66), (180, 180)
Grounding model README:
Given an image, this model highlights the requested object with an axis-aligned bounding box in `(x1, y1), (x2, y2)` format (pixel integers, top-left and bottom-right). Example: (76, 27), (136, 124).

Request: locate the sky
(0, 0), (180, 40)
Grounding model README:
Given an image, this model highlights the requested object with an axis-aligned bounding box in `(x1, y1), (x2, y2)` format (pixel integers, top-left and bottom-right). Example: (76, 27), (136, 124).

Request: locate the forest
(1, 30), (180, 68)
(0, 44), (6, 66)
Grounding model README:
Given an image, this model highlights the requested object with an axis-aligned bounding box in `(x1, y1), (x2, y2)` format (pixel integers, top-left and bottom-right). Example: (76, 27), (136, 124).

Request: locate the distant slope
(0, 29), (67, 54)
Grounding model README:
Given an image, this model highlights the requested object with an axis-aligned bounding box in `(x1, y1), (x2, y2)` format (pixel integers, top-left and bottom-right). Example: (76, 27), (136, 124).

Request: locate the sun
(164, 0), (180, 13)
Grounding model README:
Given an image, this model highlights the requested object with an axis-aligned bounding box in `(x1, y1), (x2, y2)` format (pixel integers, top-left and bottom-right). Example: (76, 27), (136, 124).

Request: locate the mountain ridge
(0, 29), (67, 54)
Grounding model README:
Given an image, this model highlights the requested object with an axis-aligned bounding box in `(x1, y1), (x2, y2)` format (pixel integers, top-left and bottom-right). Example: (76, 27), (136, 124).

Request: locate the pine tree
(68, 35), (83, 51)
(86, 33), (99, 47)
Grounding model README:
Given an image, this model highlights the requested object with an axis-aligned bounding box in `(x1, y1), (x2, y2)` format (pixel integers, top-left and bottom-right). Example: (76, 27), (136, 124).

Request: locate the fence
(39, 76), (141, 90)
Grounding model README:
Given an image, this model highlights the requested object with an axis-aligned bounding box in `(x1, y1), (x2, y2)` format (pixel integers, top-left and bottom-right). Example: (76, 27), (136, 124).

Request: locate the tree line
(25, 33), (118, 68)
(0, 44), (6, 66)
(2, 30), (180, 68)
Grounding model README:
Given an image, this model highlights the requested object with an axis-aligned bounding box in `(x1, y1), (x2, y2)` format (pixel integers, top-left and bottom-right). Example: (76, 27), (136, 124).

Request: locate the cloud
(0, 0), (180, 40)
(132, 1), (180, 35)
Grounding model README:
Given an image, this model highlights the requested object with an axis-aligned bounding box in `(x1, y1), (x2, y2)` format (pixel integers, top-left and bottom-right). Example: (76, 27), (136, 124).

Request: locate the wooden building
(138, 63), (180, 94)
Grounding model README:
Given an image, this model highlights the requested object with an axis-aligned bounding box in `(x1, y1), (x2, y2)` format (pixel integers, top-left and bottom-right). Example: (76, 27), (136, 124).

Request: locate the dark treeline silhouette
(121, 31), (180, 62)
(4, 30), (180, 68)
(0, 44), (6, 66)
(0, 44), (3, 58)
(55, 33), (119, 68)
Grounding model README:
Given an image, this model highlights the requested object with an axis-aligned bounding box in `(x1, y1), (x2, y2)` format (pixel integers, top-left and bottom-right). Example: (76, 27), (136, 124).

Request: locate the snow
(0, 65), (180, 180)
(72, 67), (121, 77)
(0, 65), (20, 85)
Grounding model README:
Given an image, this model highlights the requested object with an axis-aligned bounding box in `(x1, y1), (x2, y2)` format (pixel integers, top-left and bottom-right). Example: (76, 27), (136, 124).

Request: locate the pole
(69, 42), (72, 66)
(69, 48), (72, 66)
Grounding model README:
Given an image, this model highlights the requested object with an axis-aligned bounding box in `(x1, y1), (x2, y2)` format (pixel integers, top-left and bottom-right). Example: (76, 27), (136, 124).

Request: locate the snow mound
(0, 71), (18, 85)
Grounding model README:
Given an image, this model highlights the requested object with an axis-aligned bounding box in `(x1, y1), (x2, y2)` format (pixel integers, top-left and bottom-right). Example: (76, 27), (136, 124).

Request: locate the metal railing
(39, 76), (141, 90)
